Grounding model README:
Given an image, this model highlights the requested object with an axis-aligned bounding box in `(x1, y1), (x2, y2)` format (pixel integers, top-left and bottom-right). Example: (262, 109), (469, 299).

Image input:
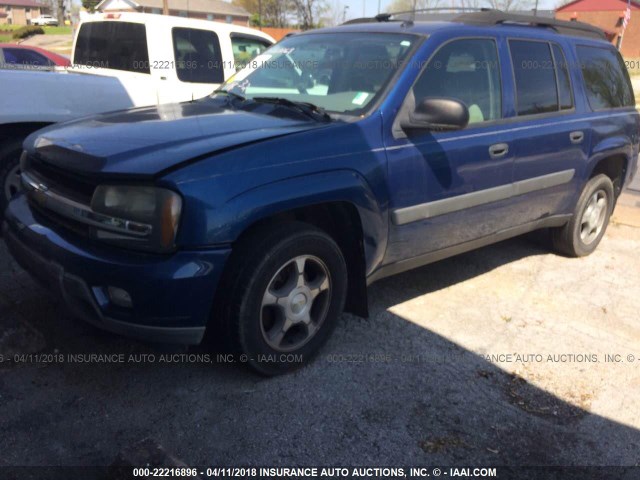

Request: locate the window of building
(509, 40), (558, 116)
(172, 27), (223, 83)
(411, 38), (502, 124)
(151, 8), (161, 14)
(576, 45), (635, 110)
(226, 15), (233, 23)
(206, 14), (213, 21)
(178, 11), (187, 17)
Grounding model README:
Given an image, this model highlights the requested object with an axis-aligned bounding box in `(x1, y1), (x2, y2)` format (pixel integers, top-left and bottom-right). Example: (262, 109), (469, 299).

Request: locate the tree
(486, 0), (535, 11)
(81, 0), (100, 13)
(320, 0), (345, 27)
(387, 0), (445, 13)
(290, 0), (328, 29)
(232, 0), (291, 27)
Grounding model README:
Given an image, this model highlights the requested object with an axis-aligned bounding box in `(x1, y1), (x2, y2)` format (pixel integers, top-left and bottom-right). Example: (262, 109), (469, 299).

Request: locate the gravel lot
(1, 192), (639, 469)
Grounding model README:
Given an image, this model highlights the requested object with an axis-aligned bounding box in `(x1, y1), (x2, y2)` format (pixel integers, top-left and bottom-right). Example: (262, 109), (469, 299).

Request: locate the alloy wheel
(260, 255), (332, 352)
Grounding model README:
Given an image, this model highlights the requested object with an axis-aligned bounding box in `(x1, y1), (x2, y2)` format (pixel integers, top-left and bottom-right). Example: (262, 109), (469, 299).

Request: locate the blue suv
(4, 11), (639, 374)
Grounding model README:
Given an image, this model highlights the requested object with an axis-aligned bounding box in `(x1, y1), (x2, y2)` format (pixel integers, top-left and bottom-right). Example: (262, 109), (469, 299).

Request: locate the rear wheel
(222, 222), (347, 375)
(0, 138), (24, 221)
(551, 174), (614, 257)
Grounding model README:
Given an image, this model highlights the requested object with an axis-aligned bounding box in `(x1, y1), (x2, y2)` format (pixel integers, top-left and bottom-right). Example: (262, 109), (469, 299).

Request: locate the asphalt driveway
(1, 194), (639, 468)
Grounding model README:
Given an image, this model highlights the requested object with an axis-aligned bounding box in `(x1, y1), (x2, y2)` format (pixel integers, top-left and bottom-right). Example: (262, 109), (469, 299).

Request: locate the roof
(78, 12), (274, 41)
(556, 0), (640, 12)
(0, 0), (47, 7)
(410, 9), (555, 21)
(305, 16), (609, 43)
(0, 43), (71, 65)
(96, 0), (249, 16)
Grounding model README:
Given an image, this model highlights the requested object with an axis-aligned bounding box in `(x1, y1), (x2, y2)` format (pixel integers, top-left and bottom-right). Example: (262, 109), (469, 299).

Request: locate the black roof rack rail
(342, 7), (486, 25)
(453, 10), (607, 40)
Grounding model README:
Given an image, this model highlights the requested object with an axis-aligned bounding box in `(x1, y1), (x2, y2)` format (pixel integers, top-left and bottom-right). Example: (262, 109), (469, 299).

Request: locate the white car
(30, 15), (59, 26)
(0, 12), (275, 216)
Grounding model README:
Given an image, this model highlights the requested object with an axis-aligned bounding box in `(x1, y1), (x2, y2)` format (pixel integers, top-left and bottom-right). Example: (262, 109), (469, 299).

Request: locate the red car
(0, 44), (70, 68)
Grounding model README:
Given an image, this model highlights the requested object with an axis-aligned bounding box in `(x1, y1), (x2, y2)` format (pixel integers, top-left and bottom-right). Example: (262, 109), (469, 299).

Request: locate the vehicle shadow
(1, 234), (639, 471)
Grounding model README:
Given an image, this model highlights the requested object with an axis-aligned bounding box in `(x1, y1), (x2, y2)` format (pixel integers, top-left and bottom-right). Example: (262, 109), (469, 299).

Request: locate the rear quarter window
(576, 45), (635, 110)
(75, 21), (150, 74)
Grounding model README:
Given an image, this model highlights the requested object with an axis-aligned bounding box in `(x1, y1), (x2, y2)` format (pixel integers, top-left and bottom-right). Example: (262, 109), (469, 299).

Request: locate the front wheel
(0, 138), (25, 221)
(551, 174), (614, 257)
(222, 222), (348, 375)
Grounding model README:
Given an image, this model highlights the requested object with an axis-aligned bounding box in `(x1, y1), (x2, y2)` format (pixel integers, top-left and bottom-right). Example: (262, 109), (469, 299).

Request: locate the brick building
(95, 0), (250, 26)
(0, 0), (48, 25)
(556, 0), (640, 58)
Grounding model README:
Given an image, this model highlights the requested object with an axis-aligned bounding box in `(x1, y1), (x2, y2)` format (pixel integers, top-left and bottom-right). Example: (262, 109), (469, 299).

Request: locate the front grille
(28, 155), (98, 204)
(30, 200), (91, 238)
(24, 154), (98, 237)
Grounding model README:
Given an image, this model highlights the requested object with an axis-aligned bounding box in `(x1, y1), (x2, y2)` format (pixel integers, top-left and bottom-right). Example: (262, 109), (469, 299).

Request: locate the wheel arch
(209, 170), (388, 318)
(587, 151), (629, 199)
(0, 122), (53, 144)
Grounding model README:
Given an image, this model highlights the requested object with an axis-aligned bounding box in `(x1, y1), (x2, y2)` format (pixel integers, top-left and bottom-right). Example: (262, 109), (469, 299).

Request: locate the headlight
(90, 185), (182, 253)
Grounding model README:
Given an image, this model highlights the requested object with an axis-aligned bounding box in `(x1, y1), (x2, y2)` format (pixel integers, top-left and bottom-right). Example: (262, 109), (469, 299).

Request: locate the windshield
(216, 32), (416, 116)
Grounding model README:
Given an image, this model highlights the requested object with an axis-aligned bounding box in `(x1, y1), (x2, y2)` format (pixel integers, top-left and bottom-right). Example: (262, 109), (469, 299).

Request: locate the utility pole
(258, 0), (262, 29)
(162, 0), (168, 15)
(343, 5), (349, 22)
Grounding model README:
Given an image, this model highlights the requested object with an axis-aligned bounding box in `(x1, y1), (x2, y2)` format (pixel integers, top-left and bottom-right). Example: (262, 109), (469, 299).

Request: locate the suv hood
(25, 99), (327, 176)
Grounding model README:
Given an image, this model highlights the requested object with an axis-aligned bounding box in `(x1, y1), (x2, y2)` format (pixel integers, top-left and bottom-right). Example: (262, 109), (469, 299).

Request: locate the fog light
(107, 286), (132, 308)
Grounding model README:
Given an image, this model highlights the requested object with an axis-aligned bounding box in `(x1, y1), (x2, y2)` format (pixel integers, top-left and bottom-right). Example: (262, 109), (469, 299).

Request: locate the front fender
(181, 170), (387, 276)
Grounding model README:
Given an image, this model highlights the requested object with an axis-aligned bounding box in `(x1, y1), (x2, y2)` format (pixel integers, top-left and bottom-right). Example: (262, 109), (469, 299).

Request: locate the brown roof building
(556, 0), (640, 58)
(95, 0), (250, 25)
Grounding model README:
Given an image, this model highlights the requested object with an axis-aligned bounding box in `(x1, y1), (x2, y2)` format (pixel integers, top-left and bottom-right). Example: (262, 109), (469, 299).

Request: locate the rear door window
(75, 21), (150, 74)
(172, 27), (223, 84)
(576, 45), (635, 110)
(509, 40), (558, 116)
(231, 35), (271, 71)
(551, 44), (573, 110)
(2, 48), (52, 67)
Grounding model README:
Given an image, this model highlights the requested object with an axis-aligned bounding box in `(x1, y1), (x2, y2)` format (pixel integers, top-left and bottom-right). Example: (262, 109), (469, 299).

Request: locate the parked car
(4, 11), (638, 375)
(0, 12), (274, 217)
(0, 44), (70, 68)
(30, 15), (59, 26)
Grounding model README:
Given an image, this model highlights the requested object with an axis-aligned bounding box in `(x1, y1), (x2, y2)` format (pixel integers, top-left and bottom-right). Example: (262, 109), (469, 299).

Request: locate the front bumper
(4, 194), (231, 344)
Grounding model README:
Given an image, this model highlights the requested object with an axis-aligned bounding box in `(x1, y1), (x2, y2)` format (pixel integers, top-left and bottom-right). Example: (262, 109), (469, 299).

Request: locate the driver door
(384, 37), (516, 265)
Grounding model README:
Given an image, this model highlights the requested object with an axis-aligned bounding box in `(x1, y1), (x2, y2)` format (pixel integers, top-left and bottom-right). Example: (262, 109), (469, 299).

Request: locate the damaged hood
(25, 99), (327, 177)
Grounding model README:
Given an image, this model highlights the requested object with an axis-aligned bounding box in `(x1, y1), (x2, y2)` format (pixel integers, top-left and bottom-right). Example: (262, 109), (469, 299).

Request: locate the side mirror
(401, 97), (470, 132)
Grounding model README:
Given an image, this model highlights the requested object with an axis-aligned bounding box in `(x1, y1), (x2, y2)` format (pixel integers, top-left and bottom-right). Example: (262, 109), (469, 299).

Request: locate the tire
(551, 174), (614, 257)
(0, 138), (25, 222)
(221, 222), (348, 376)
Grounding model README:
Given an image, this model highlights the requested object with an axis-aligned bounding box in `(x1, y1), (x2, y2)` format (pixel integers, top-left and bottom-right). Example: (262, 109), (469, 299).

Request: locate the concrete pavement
(1, 195), (639, 467)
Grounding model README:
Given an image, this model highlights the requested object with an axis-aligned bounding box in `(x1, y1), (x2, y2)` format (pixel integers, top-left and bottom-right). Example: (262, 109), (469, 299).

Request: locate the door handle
(489, 143), (509, 158)
(570, 131), (584, 144)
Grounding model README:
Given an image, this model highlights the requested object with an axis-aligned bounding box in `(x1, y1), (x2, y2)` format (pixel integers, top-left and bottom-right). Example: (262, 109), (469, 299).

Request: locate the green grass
(0, 24), (26, 31)
(41, 26), (72, 35)
(0, 35), (12, 42)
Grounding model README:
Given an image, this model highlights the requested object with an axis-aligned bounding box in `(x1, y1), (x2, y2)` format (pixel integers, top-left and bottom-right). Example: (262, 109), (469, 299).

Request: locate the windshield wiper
(252, 97), (332, 123)
(213, 89), (246, 104)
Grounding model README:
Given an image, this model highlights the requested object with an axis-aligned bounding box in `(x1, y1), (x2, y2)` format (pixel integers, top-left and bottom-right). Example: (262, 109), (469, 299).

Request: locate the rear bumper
(4, 194), (231, 344)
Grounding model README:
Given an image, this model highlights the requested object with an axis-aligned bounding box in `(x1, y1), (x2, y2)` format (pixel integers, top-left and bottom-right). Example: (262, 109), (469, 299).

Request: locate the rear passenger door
(507, 39), (589, 223)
